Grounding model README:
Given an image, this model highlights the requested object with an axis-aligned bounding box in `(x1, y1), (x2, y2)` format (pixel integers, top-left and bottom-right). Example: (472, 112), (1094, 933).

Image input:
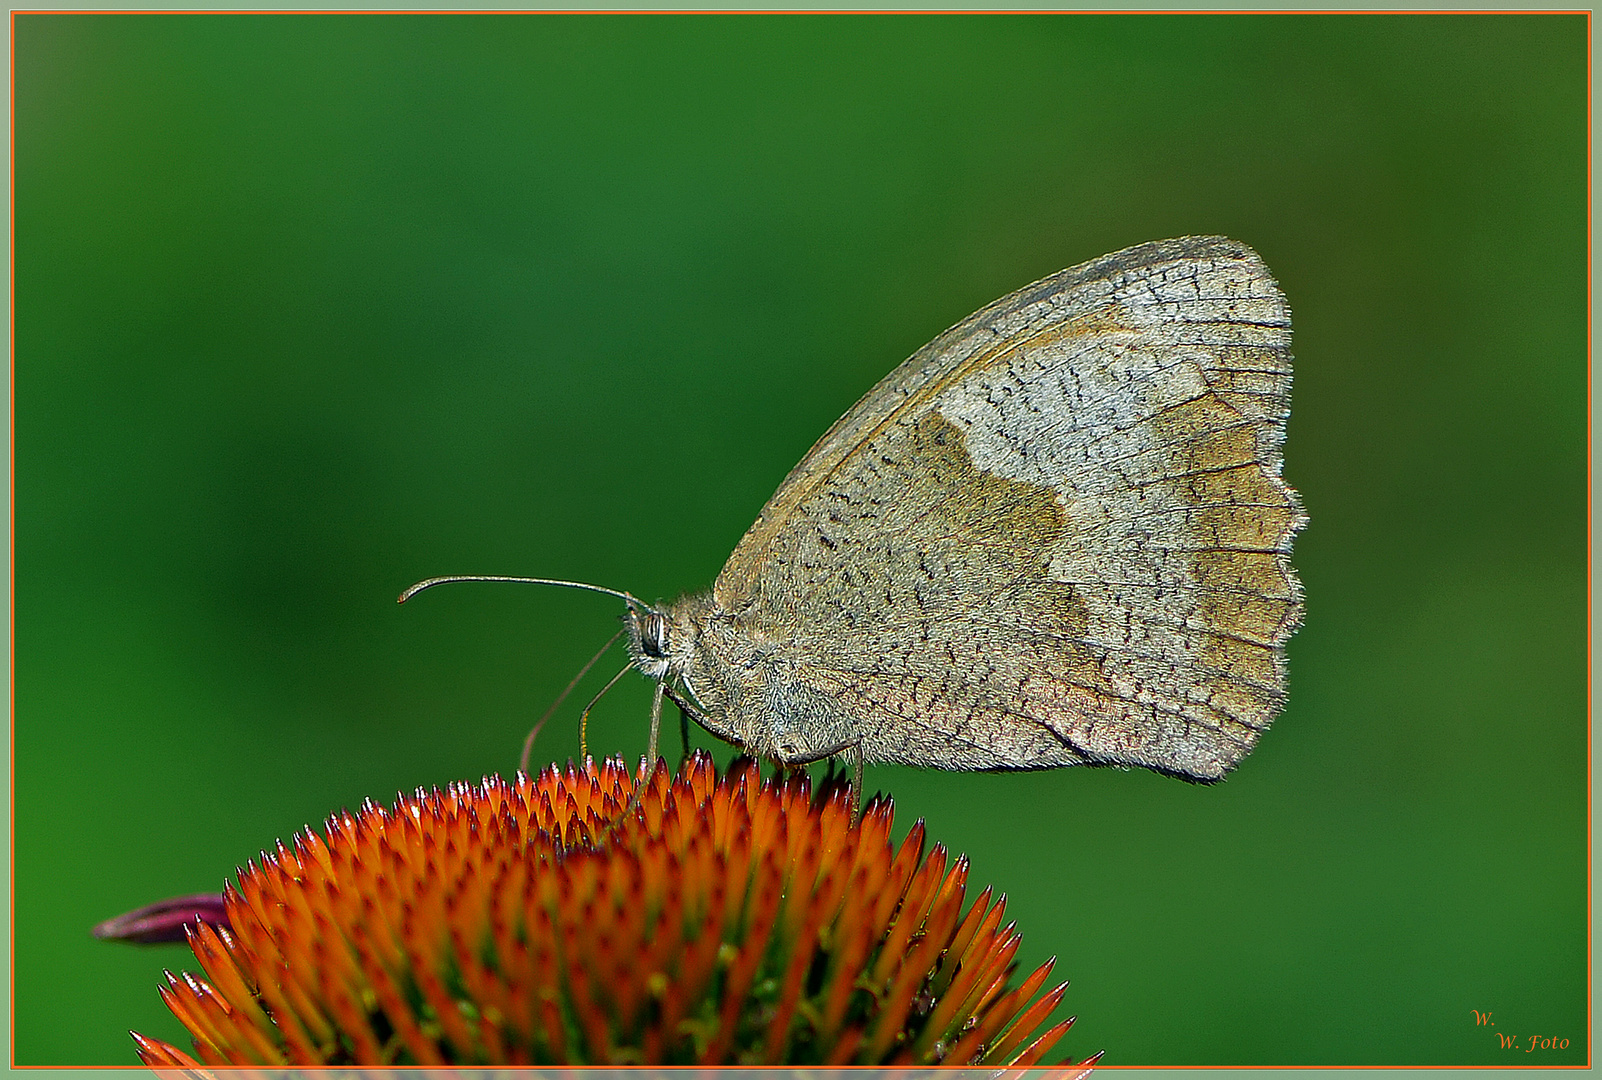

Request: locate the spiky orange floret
(137, 752), (1081, 1067)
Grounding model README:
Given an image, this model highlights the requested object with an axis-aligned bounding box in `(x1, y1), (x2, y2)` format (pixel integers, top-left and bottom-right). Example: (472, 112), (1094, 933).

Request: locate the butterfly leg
(775, 738), (866, 824)
(645, 681), (665, 768)
(660, 683), (748, 754)
(846, 740), (864, 825)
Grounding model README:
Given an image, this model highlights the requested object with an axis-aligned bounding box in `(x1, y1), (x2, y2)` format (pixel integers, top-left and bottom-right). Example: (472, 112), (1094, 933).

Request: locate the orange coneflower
(107, 752), (1093, 1068)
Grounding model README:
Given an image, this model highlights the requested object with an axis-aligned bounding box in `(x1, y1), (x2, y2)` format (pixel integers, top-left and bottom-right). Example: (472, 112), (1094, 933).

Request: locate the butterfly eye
(639, 612), (670, 659)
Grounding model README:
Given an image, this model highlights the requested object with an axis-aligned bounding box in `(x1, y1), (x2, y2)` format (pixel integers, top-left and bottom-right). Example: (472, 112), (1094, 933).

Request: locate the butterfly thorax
(631, 593), (860, 765)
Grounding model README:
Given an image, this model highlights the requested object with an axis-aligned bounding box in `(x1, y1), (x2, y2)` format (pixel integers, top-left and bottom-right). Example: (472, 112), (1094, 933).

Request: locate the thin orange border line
(1585, 7), (1594, 1072)
(10, 7), (17, 1071)
(3, 6), (1602, 12)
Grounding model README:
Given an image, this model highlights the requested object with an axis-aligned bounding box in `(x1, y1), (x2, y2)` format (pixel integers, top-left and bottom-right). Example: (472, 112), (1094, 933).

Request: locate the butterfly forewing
(704, 236), (1304, 777)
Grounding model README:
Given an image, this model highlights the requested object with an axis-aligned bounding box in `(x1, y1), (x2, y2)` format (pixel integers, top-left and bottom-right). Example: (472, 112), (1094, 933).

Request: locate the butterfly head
(622, 593), (725, 708)
(624, 600), (708, 686)
(623, 605), (667, 678)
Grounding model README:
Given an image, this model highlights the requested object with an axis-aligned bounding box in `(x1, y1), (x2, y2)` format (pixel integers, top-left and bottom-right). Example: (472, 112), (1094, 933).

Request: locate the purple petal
(93, 893), (229, 944)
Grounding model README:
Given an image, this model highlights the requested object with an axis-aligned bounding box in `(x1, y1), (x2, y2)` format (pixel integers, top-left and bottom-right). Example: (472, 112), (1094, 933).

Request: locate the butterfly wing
(713, 237), (1305, 778)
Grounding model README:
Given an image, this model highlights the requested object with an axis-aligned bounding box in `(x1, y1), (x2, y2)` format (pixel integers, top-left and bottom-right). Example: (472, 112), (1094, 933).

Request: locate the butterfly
(408, 236), (1305, 804)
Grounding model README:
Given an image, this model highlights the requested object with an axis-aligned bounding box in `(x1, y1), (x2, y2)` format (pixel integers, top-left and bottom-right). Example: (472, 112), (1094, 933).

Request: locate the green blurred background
(14, 12), (1587, 1068)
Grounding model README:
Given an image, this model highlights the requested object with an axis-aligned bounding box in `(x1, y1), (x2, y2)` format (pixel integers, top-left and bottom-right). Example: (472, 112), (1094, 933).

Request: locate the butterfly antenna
(579, 662), (637, 762)
(398, 575), (641, 607)
(520, 626), (626, 775)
